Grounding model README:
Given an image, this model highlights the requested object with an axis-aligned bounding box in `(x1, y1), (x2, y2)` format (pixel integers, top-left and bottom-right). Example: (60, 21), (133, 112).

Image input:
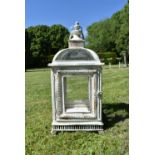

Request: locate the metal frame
(50, 66), (103, 133)
(54, 69), (97, 120)
(48, 22), (104, 134)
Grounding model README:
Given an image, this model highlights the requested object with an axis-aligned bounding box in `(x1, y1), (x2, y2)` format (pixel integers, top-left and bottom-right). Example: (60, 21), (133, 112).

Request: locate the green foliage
(49, 24), (69, 52)
(86, 19), (115, 53)
(26, 67), (129, 155)
(86, 3), (129, 56)
(98, 52), (117, 64)
(25, 25), (69, 69)
(114, 4), (129, 53)
(25, 3), (128, 69)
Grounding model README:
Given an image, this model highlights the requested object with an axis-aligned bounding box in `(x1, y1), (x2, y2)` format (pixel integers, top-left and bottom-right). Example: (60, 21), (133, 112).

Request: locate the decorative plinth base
(51, 124), (103, 134)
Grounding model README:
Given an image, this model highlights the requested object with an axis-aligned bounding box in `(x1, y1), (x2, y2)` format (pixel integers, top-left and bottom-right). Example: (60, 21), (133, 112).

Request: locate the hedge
(98, 52), (118, 64)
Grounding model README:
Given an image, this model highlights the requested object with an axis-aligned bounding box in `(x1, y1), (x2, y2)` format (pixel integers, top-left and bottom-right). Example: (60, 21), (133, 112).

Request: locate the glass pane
(55, 49), (95, 60)
(64, 76), (90, 113)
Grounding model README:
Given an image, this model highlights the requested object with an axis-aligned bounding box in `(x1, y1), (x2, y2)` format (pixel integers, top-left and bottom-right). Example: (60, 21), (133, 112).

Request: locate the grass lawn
(25, 66), (129, 155)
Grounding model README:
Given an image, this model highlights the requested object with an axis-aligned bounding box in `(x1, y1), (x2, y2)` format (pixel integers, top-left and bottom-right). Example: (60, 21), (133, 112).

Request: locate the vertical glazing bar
(51, 70), (56, 123)
(62, 76), (65, 114)
(99, 67), (102, 121)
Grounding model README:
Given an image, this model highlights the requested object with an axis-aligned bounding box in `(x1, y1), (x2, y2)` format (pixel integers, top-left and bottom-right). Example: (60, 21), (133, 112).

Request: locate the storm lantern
(48, 22), (104, 134)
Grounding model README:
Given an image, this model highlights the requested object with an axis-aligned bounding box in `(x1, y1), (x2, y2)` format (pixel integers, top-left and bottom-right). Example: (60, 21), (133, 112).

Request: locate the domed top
(48, 48), (102, 67)
(48, 22), (104, 67)
(53, 48), (100, 61)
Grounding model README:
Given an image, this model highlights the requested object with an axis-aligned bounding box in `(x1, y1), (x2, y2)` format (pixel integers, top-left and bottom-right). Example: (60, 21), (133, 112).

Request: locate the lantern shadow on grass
(102, 103), (129, 130)
(55, 103), (129, 134)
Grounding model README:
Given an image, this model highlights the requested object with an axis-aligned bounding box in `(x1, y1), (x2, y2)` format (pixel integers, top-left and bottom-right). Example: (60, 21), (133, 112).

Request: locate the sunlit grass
(25, 66), (129, 155)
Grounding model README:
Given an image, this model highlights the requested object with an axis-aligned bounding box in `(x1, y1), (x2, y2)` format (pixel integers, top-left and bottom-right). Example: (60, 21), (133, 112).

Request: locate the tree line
(25, 25), (69, 68)
(86, 3), (129, 62)
(25, 3), (128, 68)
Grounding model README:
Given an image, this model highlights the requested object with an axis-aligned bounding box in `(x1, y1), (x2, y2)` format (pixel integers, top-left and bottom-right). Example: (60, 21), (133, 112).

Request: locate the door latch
(97, 91), (103, 98)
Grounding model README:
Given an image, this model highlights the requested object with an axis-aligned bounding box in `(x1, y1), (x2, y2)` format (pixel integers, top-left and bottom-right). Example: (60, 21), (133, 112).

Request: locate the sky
(26, 0), (128, 34)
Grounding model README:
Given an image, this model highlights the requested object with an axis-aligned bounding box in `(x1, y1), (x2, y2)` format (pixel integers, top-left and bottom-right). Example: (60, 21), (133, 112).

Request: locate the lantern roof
(48, 22), (103, 67)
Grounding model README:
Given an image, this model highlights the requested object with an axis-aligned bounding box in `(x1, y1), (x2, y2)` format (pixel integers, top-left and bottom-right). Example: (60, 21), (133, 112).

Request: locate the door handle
(97, 91), (103, 98)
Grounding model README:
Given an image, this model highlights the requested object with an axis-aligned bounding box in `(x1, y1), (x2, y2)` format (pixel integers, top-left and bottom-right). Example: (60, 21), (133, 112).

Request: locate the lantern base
(51, 122), (103, 133)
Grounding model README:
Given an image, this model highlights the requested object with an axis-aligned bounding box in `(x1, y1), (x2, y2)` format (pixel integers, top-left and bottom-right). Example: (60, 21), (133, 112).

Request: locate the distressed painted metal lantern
(48, 22), (104, 134)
